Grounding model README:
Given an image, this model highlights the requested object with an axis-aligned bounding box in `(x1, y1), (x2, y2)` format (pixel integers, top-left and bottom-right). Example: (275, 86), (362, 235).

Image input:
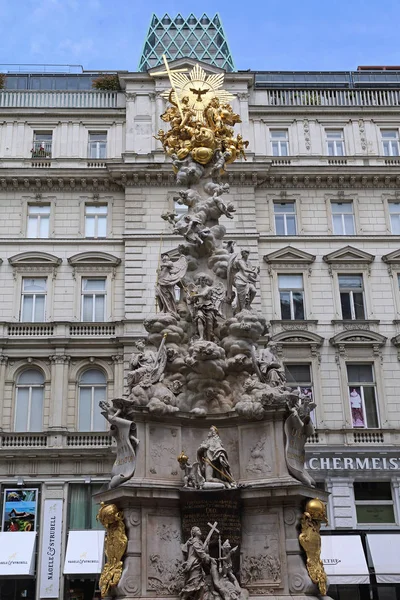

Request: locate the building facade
(0, 62), (400, 599)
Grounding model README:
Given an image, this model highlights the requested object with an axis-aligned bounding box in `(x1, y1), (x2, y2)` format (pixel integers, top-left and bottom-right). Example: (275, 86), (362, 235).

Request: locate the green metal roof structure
(138, 13), (235, 72)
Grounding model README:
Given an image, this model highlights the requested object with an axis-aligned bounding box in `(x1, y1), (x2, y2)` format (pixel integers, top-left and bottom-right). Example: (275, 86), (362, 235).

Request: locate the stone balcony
(254, 87), (400, 108)
(0, 90), (125, 109)
(0, 431), (113, 452)
(0, 321), (126, 349)
(306, 428), (399, 447)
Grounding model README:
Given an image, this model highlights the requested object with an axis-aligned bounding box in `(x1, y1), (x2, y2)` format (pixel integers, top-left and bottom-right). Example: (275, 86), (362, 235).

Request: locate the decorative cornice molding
(8, 251), (62, 268)
(67, 251), (121, 268)
(330, 329), (387, 347)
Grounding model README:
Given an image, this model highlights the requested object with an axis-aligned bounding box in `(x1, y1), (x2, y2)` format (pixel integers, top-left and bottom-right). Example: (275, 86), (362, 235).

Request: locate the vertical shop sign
(39, 500), (63, 598)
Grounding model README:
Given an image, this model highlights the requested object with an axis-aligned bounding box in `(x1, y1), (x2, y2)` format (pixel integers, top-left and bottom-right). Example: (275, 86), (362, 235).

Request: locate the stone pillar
(112, 354), (124, 397)
(125, 93), (137, 153)
(0, 355), (8, 428)
(237, 92), (250, 146)
(114, 507), (142, 598)
(48, 354), (70, 431)
(326, 477), (356, 529)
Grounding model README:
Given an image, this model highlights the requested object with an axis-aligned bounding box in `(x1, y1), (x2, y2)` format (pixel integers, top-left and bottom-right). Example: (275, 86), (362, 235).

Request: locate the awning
(367, 534), (400, 583)
(0, 532), (36, 576)
(63, 530), (105, 575)
(321, 535), (370, 584)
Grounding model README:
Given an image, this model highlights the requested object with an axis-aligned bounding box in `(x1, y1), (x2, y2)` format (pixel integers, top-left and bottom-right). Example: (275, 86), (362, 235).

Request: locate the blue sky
(1, 0), (400, 72)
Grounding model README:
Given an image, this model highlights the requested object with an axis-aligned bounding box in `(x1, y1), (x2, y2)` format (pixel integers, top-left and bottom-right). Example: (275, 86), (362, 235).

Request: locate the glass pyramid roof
(138, 13), (235, 72)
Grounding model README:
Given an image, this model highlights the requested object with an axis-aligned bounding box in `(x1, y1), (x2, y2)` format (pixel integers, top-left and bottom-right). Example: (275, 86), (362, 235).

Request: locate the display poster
(2, 488), (38, 532)
(39, 499), (63, 598)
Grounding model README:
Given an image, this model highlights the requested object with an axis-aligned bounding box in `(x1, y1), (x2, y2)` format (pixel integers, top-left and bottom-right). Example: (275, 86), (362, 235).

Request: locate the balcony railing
(0, 90), (120, 108)
(4, 321), (121, 338)
(0, 431), (112, 449)
(259, 88), (400, 107)
(31, 140), (52, 158)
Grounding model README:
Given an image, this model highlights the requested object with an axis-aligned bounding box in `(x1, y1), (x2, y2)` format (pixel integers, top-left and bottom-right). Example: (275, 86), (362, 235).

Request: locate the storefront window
(68, 484), (104, 530)
(354, 482), (396, 524)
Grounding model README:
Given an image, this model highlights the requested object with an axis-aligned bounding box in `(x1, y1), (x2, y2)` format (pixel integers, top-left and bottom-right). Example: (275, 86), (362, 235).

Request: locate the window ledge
(332, 319), (380, 326)
(270, 319), (318, 327)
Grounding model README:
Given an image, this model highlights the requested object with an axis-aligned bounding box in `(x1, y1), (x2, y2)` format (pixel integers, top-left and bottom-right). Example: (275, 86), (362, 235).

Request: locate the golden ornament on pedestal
(299, 498), (328, 596)
(97, 502), (128, 598)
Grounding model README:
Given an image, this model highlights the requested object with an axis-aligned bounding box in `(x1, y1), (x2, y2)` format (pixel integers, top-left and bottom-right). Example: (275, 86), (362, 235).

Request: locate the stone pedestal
(96, 410), (331, 599)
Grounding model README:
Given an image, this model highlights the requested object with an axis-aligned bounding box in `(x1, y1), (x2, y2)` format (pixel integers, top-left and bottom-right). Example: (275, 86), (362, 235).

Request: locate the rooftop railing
(0, 90), (120, 108)
(258, 88), (400, 107)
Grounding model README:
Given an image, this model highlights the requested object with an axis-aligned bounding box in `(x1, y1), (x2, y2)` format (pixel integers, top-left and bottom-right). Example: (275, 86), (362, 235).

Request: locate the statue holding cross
(180, 521), (246, 600)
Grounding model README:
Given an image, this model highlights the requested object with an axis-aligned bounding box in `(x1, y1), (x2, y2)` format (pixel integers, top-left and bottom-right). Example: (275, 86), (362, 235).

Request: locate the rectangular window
(354, 482), (395, 524)
(27, 204), (50, 238)
(88, 132), (107, 159)
(85, 204), (107, 238)
(338, 274), (365, 320)
(389, 202), (400, 234)
(381, 129), (400, 156)
(278, 274), (305, 320)
(32, 131), (52, 158)
(21, 278), (47, 322)
(347, 364), (379, 428)
(285, 363), (315, 423)
(81, 278), (106, 322)
(326, 129), (345, 156)
(68, 484), (104, 530)
(331, 202), (355, 235)
(274, 201), (297, 235)
(271, 130), (289, 156)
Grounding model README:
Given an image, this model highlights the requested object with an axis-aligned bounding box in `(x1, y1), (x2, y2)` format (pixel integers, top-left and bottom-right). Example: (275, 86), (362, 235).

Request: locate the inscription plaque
(180, 489), (242, 574)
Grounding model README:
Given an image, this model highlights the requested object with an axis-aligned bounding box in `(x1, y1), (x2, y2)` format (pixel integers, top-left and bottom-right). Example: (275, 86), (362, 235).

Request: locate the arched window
(15, 369), (44, 432)
(78, 369), (107, 431)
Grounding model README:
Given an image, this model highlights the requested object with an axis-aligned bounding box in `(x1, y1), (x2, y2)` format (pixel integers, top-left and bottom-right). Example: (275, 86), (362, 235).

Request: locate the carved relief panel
(146, 424), (181, 480)
(145, 512), (183, 596)
(241, 508), (284, 594)
(239, 423), (274, 480)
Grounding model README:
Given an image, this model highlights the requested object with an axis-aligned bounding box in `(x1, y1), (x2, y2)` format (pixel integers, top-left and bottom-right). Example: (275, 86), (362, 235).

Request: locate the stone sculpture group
(97, 65), (325, 600)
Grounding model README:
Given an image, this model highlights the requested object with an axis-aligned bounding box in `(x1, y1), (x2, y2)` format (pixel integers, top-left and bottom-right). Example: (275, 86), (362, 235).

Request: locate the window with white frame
(278, 274), (305, 320)
(15, 369), (44, 432)
(354, 482), (395, 524)
(81, 278), (106, 321)
(20, 277), (47, 322)
(27, 204), (50, 238)
(270, 130), (289, 156)
(274, 201), (297, 235)
(32, 131), (52, 158)
(88, 132), (107, 159)
(78, 369), (107, 431)
(339, 274), (365, 320)
(85, 204), (107, 238)
(388, 202), (400, 234)
(381, 129), (400, 156)
(331, 202), (355, 235)
(347, 364), (379, 428)
(326, 129), (345, 156)
(285, 363), (315, 423)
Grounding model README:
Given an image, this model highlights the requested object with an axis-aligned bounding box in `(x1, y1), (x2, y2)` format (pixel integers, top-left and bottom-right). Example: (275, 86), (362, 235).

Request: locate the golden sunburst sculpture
(151, 56), (248, 166)
(161, 63), (235, 122)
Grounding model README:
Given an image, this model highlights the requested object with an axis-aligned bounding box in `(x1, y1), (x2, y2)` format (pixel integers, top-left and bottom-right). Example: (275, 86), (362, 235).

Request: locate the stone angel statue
(127, 336), (167, 391)
(155, 253), (188, 316)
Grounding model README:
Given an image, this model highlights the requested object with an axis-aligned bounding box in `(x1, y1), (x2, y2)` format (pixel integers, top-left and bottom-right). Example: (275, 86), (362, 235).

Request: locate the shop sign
(307, 456), (400, 470)
(2, 488), (38, 532)
(39, 500), (63, 598)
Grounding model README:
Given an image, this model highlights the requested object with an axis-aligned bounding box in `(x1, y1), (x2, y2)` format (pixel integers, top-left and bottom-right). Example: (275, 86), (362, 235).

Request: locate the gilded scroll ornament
(299, 498), (328, 596)
(97, 502), (128, 597)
